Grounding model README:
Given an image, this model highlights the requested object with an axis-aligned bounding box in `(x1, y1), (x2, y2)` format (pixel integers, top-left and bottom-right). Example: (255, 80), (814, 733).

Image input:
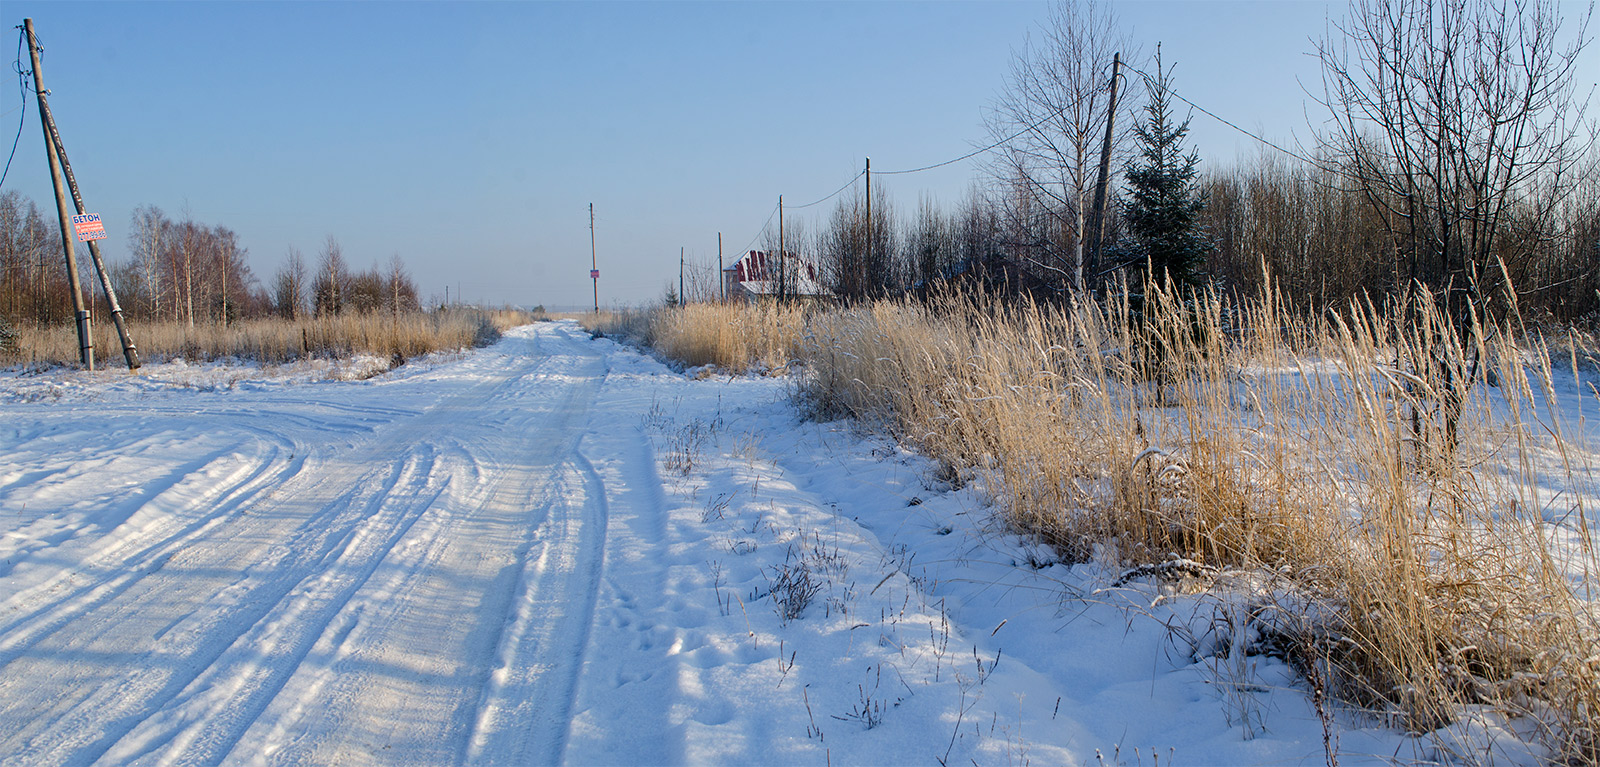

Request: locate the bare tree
(905, 194), (956, 290)
(176, 218), (199, 328)
(986, 0), (1138, 291)
(386, 255), (418, 316)
(273, 247), (308, 320)
(211, 226), (249, 325)
(1316, 0), (1594, 315)
(314, 236), (348, 317)
(128, 205), (167, 320)
(818, 185), (898, 301)
(1317, 0), (1595, 449)
(0, 195), (68, 325)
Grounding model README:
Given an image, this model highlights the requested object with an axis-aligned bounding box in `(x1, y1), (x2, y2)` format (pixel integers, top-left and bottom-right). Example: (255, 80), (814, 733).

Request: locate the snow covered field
(1, 320), (1502, 765)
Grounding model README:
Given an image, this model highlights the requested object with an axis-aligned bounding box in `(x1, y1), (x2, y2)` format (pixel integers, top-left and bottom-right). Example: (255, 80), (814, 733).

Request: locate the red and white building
(720, 250), (831, 302)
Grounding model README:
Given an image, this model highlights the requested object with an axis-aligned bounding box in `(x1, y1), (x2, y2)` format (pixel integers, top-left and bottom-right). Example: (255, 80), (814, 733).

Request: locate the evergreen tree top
(1122, 45), (1209, 290)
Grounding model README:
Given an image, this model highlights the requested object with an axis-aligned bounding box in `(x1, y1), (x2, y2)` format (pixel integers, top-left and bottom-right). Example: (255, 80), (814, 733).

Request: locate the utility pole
(864, 157), (872, 299)
(25, 19), (92, 370)
(1089, 52), (1122, 281)
(717, 232), (723, 302)
(589, 203), (599, 313)
(771, 196), (777, 301)
(26, 20), (139, 369)
(679, 246), (685, 306)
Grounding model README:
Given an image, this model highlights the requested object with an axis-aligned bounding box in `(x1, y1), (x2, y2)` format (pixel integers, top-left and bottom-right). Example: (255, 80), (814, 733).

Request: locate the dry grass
(786, 282), (1598, 760)
(0, 307), (537, 369)
(579, 302), (805, 375)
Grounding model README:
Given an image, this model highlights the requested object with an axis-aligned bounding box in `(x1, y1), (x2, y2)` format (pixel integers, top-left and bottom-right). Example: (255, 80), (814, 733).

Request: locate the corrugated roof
(724, 250), (829, 296)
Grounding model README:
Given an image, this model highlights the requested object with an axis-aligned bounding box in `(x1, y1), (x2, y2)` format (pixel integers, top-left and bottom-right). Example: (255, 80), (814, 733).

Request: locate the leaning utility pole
(589, 203), (599, 313)
(1089, 52), (1122, 279)
(25, 19), (92, 370)
(28, 20), (140, 369)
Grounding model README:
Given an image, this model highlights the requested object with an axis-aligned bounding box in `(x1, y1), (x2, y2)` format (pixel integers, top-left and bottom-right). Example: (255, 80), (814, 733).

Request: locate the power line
(871, 60), (1320, 182)
(728, 201), (779, 260)
(735, 55), (1331, 277)
(873, 137), (1004, 176)
(1122, 62), (1319, 167)
(875, 93), (1088, 176)
(0, 27), (29, 191)
(782, 84), (1093, 214)
(790, 169), (863, 209)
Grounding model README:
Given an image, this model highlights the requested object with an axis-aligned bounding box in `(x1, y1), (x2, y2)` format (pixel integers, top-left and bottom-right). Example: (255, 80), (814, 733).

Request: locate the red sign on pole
(72, 213), (107, 242)
(590, 269), (600, 279)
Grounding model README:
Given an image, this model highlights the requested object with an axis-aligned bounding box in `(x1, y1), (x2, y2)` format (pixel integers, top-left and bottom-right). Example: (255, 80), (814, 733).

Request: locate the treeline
(709, 142), (1600, 323)
(0, 192), (422, 330)
(689, 0), (1600, 324)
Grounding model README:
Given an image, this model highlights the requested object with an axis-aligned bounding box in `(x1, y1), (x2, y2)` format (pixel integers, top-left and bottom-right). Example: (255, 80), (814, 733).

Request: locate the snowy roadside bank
(572, 328), (1438, 766)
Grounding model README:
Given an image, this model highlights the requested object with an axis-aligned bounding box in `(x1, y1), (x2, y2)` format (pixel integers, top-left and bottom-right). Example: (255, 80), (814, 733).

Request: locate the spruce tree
(1123, 47), (1208, 290)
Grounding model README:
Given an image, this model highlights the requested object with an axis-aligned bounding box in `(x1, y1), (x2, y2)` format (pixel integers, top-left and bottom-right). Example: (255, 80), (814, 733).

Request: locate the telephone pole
(25, 19), (92, 370)
(27, 21), (140, 369)
(589, 203), (599, 313)
(864, 157), (872, 299)
(679, 246), (685, 306)
(1089, 52), (1122, 281)
(771, 196), (777, 301)
(717, 232), (723, 302)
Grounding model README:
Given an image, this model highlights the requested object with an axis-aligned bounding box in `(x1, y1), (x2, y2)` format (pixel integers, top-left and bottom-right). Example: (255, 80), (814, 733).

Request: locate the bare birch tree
(128, 205), (168, 321)
(314, 236), (347, 317)
(986, 0), (1138, 291)
(274, 247), (307, 320)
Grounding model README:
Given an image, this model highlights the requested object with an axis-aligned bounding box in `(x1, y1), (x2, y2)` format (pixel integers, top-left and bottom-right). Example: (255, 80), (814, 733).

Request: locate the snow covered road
(1, 324), (614, 765)
(2, 321), (1420, 766)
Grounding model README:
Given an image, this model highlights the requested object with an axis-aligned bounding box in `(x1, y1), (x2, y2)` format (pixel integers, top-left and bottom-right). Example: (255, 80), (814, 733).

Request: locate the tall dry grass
(0, 307), (536, 369)
(580, 302), (805, 375)
(789, 283), (1598, 760)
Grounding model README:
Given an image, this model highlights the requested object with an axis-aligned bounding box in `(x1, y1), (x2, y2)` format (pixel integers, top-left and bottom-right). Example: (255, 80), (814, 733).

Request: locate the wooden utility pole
(864, 157), (872, 299)
(679, 246), (685, 306)
(1089, 52), (1122, 279)
(771, 196), (777, 301)
(589, 203), (599, 313)
(25, 19), (92, 370)
(27, 19), (140, 368)
(717, 232), (723, 301)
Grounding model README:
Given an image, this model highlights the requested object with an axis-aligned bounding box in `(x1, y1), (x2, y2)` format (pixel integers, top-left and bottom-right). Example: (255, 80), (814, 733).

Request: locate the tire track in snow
(460, 446), (609, 765)
(560, 422), (683, 766)
(0, 332), (559, 765)
(0, 445), (447, 766)
(0, 436), (303, 648)
(107, 446), (453, 765)
(225, 333), (609, 765)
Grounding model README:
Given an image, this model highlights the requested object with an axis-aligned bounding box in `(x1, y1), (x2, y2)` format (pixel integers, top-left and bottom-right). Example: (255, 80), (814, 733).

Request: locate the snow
(0, 320), (1541, 765)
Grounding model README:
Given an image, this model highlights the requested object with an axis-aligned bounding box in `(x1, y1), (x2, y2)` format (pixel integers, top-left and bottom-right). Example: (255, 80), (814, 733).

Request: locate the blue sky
(2, 1), (1590, 308)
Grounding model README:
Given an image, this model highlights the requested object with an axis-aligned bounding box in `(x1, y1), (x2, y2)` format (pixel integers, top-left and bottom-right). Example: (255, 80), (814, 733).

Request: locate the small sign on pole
(590, 269), (600, 279)
(72, 212), (107, 242)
